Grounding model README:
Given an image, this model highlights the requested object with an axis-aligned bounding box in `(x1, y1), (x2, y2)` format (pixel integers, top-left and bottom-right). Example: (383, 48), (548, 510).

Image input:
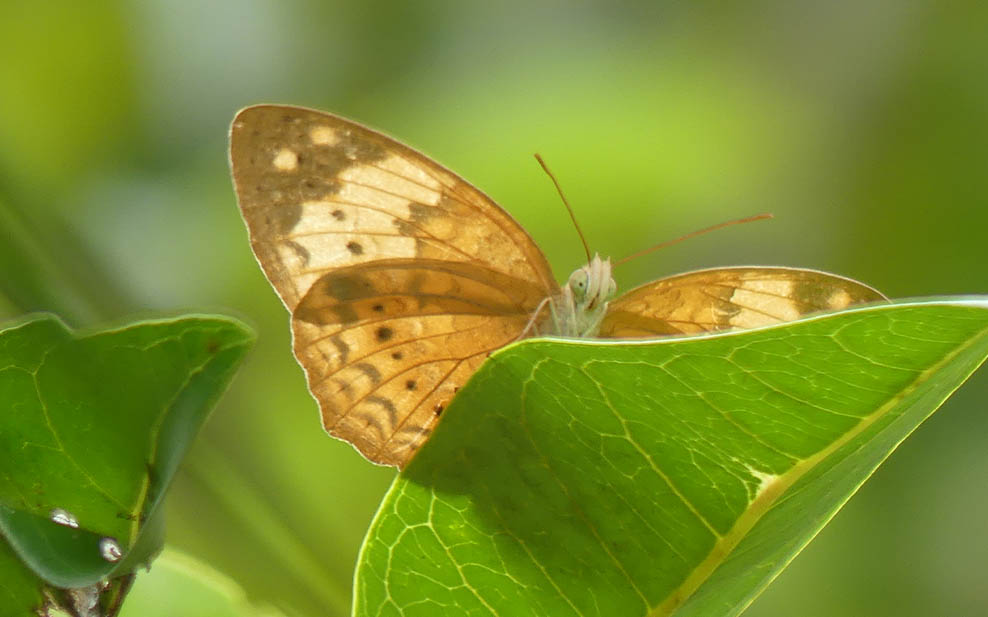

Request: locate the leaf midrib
(648, 322), (988, 617)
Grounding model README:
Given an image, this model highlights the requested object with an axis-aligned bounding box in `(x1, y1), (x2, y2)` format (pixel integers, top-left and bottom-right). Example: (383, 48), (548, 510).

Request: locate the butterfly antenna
(535, 153), (591, 264)
(614, 213), (774, 267)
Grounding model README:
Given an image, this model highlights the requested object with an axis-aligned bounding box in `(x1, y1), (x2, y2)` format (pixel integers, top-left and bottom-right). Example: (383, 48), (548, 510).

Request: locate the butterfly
(229, 105), (885, 468)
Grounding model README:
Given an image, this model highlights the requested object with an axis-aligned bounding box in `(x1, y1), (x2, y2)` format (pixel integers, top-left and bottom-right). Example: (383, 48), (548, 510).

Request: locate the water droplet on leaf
(99, 537), (122, 562)
(50, 508), (79, 528)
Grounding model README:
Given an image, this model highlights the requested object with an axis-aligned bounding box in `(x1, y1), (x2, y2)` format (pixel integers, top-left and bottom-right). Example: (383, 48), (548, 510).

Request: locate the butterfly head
(568, 254), (617, 308)
(552, 254), (616, 337)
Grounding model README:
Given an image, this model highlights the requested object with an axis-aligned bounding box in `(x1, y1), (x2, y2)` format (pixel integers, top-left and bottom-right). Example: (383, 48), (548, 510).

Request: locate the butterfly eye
(568, 269), (590, 300)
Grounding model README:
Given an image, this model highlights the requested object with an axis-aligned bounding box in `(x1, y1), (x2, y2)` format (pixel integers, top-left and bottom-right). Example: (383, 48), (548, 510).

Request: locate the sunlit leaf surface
(356, 299), (988, 617)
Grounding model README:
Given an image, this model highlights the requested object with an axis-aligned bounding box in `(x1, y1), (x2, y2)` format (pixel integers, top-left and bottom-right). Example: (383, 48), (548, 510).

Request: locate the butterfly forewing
(599, 266), (886, 338)
(230, 105), (558, 466)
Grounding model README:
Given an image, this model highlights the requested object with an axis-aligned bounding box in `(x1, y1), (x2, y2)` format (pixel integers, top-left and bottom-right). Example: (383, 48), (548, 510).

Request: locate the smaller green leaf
(355, 298), (988, 617)
(0, 314), (254, 608)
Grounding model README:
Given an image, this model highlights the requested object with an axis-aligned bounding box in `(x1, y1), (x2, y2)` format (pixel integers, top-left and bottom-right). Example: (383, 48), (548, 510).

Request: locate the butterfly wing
(599, 266), (886, 337)
(230, 105), (558, 467)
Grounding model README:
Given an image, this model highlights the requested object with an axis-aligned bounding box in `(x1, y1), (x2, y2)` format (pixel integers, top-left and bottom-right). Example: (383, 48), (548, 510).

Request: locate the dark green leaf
(0, 314), (254, 609)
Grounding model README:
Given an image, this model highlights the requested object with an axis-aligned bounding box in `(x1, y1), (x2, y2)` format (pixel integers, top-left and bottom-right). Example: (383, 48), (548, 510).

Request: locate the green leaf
(355, 298), (988, 617)
(0, 314), (254, 611)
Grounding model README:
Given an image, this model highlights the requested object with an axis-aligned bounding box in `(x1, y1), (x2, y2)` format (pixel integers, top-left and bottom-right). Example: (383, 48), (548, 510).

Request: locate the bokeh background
(2, 1), (986, 615)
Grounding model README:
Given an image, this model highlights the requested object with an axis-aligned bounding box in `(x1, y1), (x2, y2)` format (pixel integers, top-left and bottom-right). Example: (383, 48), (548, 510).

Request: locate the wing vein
(309, 319), (506, 395)
(374, 346), (503, 457)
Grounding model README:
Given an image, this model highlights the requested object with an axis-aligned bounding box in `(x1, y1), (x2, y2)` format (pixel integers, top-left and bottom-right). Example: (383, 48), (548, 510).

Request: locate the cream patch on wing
(727, 279), (798, 328)
(339, 163), (442, 206)
(373, 155), (444, 192)
(265, 147), (458, 302)
(275, 200), (416, 293)
(827, 288), (853, 309)
(309, 125), (339, 146)
(273, 148), (299, 171)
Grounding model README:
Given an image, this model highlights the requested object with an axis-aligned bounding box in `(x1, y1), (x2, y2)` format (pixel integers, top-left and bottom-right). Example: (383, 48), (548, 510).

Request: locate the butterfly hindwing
(290, 258), (547, 465)
(599, 266), (886, 338)
(230, 105), (558, 466)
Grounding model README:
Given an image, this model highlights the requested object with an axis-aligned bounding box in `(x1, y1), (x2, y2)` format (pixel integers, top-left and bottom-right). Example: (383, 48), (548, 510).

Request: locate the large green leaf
(355, 298), (988, 617)
(0, 314), (253, 614)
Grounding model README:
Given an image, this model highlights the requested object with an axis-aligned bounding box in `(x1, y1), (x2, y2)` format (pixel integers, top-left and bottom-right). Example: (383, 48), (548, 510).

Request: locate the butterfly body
(230, 105), (885, 467)
(546, 254), (617, 337)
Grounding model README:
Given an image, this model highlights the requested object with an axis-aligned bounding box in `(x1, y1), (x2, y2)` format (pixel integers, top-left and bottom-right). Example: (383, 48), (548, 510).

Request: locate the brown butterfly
(229, 105), (884, 468)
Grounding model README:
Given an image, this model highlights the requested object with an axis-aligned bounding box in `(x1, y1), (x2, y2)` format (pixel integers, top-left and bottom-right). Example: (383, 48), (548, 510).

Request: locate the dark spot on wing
(372, 304), (384, 312)
(346, 241), (364, 255)
(285, 240), (310, 265)
(262, 202), (302, 235)
(405, 380), (417, 391)
(376, 327), (394, 342)
(407, 201), (437, 222)
(337, 131), (387, 162)
(355, 411), (387, 441)
(330, 335), (349, 365)
(299, 178), (337, 201)
(331, 304), (359, 325)
(295, 297), (359, 325)
(332, 209), (345, 221)
(367, 395), (398, 427)
(434, 403), (445, 417)
(391, 351), (403, 360)
(392, 217), (416, 236)
(334, 378), (353, 398)
(793, 278), (834, 310)
(393, 201), (440, 238)
(295, 272), (379, 325)
(328, 275), (373, 300)
(303, 129), (387, 191)
(355, 363), (381, 383)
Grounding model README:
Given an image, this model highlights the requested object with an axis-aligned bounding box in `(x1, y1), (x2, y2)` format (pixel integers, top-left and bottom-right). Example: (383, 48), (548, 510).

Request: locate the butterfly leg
(516, 296), (552, 340)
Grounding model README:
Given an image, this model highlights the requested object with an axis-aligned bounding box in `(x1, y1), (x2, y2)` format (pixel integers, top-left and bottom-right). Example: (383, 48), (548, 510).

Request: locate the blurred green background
(2, 1), (986, 615)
